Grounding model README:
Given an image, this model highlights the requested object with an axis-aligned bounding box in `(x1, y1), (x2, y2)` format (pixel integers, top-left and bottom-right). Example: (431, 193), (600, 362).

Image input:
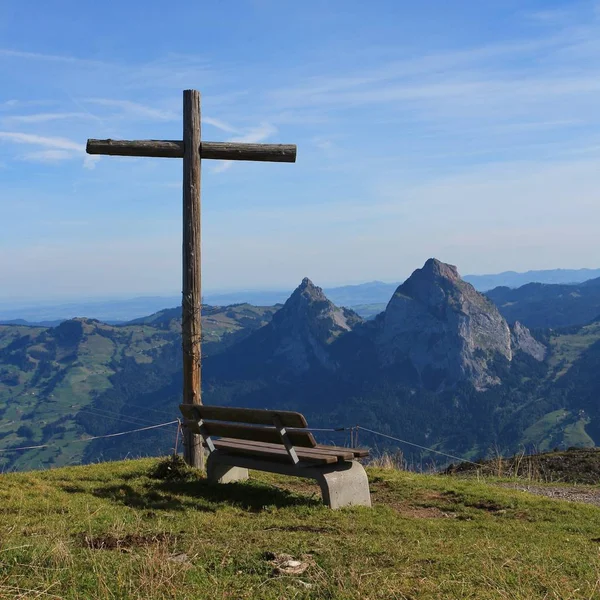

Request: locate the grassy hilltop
(1, 458), (599, 599)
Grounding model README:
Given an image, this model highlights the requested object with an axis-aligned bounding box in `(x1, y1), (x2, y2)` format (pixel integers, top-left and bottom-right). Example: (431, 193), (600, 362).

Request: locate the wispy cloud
(211, 123), (277, 173)
(79, 98), (238, 134)
(525, 9), (574, 25)
(0, 131), (97, 168)
(0, 48), (106, 67)
(0, 99), (19, 110)
(3, 112), (97, 124)
(83, 98), (177, 121)
(0, 131), (83, 151)
(202, 116), (238, 134)
(264, 12), (600, 136)
(21, 149), (74, 162)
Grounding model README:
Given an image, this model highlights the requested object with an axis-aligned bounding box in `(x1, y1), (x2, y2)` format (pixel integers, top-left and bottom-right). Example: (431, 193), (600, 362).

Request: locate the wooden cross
(86, 89), (296, 469)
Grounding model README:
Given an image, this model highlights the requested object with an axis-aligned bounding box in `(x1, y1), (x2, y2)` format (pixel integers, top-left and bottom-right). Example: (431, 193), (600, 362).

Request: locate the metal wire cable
(1, 410), (483, 469)
(356, 426), (485, 467)
(76, 408), (161, 427)
(0, 420), (178, 453)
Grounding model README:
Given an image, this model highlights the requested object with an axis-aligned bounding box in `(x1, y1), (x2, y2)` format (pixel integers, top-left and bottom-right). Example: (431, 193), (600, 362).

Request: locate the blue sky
(1, 0), (600, 301)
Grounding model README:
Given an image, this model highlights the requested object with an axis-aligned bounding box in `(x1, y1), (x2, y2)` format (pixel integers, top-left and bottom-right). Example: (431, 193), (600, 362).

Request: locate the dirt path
(497, 482), (600, 507)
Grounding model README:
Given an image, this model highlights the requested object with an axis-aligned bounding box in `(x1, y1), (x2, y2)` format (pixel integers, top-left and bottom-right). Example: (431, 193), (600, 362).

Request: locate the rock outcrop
(222, 278), (362, 376)
(511, 321), (547, 361)
(266, 278), (362, 373)
(376, 259), (516, 391)
(209, 262), (547, 391)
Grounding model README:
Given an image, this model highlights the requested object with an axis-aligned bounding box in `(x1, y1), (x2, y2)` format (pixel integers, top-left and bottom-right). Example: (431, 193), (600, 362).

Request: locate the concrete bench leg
(204, 452), (371, 509)
(206, 453), (249, 484)
(314, 461), (372, 509)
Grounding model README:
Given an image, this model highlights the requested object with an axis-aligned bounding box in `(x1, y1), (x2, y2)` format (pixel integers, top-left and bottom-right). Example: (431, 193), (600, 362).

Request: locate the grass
(0, 306), (280, 472)
(0, 320), (179, 472)
(1, 458), (599, 599)
(521, 409), (595, 452)
(548, 320), (600, 380)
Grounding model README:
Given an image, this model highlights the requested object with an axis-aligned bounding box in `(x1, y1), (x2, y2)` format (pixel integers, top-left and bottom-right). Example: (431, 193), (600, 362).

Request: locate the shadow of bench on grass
(62, 477), (321, 513)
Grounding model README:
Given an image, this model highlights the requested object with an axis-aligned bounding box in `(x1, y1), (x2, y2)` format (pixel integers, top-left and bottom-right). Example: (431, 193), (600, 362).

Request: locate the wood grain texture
(207, 439), (338, 465)
(315, 444), (369, 458)
(224, 438), (356, 461)
(181, 89), (203, 470)
(179, 404), (308, 428)
(184, 419), (317, 448)
(86, 139), (297, 162)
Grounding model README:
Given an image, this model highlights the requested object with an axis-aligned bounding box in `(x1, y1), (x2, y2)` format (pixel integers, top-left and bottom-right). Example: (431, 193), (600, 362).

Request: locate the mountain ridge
(3, 267), (599, 323)
(486, 276), (600, 328)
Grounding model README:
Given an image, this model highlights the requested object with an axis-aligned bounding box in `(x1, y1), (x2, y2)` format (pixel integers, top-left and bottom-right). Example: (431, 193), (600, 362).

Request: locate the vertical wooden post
(182, 89), (204, 469)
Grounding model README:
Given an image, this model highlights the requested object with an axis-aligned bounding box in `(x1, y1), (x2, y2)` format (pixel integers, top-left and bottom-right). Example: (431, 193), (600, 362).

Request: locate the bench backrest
(179, 404), (317, 450)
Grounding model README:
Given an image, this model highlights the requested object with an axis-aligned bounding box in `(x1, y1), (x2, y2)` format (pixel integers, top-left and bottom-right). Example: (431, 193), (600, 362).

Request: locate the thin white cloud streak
(0, 131), (98, 169)
(0, 131), (83, 151)
(267, 38), (565, 107)
(270, 75), (600, 112)
(525, 9), (573, 24)
(0, 48), (223, 95)
(83, 98), (177, 121)
(211, 123), (277, 173)
(0, 48), (107, 66)
(20, 149), (74, 162)
(202, 116), (238, 133)
(3, 112), (96, 123)
(81, 98), (238, 133)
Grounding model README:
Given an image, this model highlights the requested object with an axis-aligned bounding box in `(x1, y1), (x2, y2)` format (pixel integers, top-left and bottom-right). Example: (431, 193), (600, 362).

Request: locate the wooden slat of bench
(179, 404), (307, 428)
(208, 438), (338, 465)
(315, 444), (370, 458)
(223, 438), (356, 461)
(185, 420), (317, 448)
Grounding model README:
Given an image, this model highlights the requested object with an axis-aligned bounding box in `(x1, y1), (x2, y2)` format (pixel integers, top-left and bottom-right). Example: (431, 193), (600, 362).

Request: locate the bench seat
(206, 438), (341, 465)
(180, 404), (371, 509)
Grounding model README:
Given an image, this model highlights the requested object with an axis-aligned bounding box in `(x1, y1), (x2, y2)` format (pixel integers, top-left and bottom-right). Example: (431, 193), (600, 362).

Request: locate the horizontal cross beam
(86, 139), (296, 162)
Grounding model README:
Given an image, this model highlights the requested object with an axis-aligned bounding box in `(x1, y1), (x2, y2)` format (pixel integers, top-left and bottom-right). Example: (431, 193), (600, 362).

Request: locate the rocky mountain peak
(420, 258), (460, 281)
(237, 278), (362, 375)
(378, 259), (514, 391)
(299, 276), (315, 289)
(274, 278), (361, 340)
(288, 277), (328, 305)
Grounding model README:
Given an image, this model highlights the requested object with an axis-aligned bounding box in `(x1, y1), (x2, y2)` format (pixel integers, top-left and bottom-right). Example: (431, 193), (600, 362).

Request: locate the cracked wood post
(182, 89), (203, 470)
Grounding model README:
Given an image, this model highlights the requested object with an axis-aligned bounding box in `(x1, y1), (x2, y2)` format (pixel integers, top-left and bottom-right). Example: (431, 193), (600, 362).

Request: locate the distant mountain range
(486, 277), (600, 329)
(3, 259), (600, 472)
(464, 268), (600, 291)
(2, 267), (598, 325)
(0, 296), (181, 326)
(202, 267), (600, 309)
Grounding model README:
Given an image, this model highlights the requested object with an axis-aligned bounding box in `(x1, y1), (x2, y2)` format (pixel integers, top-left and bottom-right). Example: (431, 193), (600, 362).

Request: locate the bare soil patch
(371, 481), (457, 518)
(80, 532), (176, 551)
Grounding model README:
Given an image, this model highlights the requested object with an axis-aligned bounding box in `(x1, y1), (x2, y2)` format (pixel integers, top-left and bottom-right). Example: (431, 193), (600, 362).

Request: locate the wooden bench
(179, 405), (371, 509)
